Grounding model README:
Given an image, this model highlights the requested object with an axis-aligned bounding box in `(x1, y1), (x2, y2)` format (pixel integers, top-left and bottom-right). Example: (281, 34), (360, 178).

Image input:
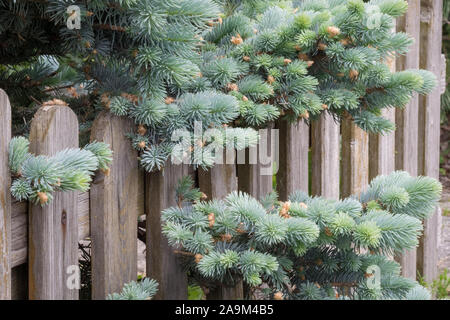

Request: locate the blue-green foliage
(9, 137), (112, 206)
(107, 278), (159, 300)
(162, 171), (441, 300)
(200, 0), (436, 131)
(1, 0), (438, 173)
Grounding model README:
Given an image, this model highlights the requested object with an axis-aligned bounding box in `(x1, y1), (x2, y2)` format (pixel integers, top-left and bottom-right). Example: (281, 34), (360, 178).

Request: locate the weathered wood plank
(340, 117), (369, 198)
(28, 103), (79, 300)
(198, 151), (243, 299)
(11, 194), (87, 269)
(394, 0), (420, 280)
(11, 188), (142, 268)
(237, 125), (275, 200)
(146, 162), (189, 300)
(90, 111), (142, 300)
(198, 151), (238, 200)
(416, 0), (443, 283)
(0, 89), (12, 299)
(311, 113), (340, 199)
(368, 51), (396, 180)
(207, 280), (244, 300)
(369, 112), (396, 180)
(276, 120), (309, 200)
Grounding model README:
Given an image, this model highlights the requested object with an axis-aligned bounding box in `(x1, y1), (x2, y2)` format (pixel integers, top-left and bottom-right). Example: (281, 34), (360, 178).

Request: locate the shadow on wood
(276, 119), (309, 200)
(237, 125), (275, 200)
(146, 162), (189, 299)
(90, 111), (142, 299)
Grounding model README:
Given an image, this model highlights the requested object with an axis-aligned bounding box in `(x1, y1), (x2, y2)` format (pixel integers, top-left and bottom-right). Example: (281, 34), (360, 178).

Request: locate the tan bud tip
(138, 141), (146, 149)
(195, 253), (203, 263)
(37, 192), (48, 205)
(267, 75), (275, 84)
(273, 292), (283, 300)
(327, 26), (341, 37)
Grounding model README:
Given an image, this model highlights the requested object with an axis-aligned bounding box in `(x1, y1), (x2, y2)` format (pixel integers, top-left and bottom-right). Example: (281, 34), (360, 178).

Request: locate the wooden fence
(0, 0), (445, 300)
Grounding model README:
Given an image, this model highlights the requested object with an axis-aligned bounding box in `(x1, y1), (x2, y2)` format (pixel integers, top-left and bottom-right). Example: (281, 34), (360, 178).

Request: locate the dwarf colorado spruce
(162, 172), (441, 300)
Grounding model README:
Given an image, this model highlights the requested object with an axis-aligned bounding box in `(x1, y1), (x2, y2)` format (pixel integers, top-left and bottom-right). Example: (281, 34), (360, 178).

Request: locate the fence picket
(146, 162), (189, 299)
(417, 0), (443, 283)
(198, 153), (243, 299)
(10, 192), (90, 270)
(90, 111), (142, 299)
(198, 151), (238, 199)
(276, 120), (309, 200)
(369, 52), (396, 180)
(0, 89), (12, 299)
(311, 113), (340, 199)
(394, 0), (421, 279)
(28, 102), (79, 299)
(340, 118), (369, 198)
(237, 125), (274, 200)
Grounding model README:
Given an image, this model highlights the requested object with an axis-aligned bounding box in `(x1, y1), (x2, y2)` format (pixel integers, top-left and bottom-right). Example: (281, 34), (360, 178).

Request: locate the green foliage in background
(418, 269), (450, 300)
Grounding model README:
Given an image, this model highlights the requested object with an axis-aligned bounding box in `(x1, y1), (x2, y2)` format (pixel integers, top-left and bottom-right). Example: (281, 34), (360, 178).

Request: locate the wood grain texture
(369, 110), (396, 180)
(369, 50), (396, 181)
(276, 120), (309, 201)
(206, 280), (244, 300)
(237, 125), (275, 200)
(28, 103), (79, 300)
(0, 89), (12, 299)
(198, 150), (238, 200)
(146, 162), (189, 299)
(340, 117), (369, 198)
(416, 0), (443, 283)
(394, 0), (420, 280)
(311, 113), (340, 199)
(12, 192), (89, 265)
(90, 111), (142, 300)
(198, 154), (244, 299)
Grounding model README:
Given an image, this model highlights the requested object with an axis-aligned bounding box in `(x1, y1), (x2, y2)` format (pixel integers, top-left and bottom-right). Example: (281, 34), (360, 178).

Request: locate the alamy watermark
(169, 121), (279, 175)
(64, 3), (384, 32)
(67, 5), (81, 30)
(366, 265), (381, 290)
(66, 265), (80, 290)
